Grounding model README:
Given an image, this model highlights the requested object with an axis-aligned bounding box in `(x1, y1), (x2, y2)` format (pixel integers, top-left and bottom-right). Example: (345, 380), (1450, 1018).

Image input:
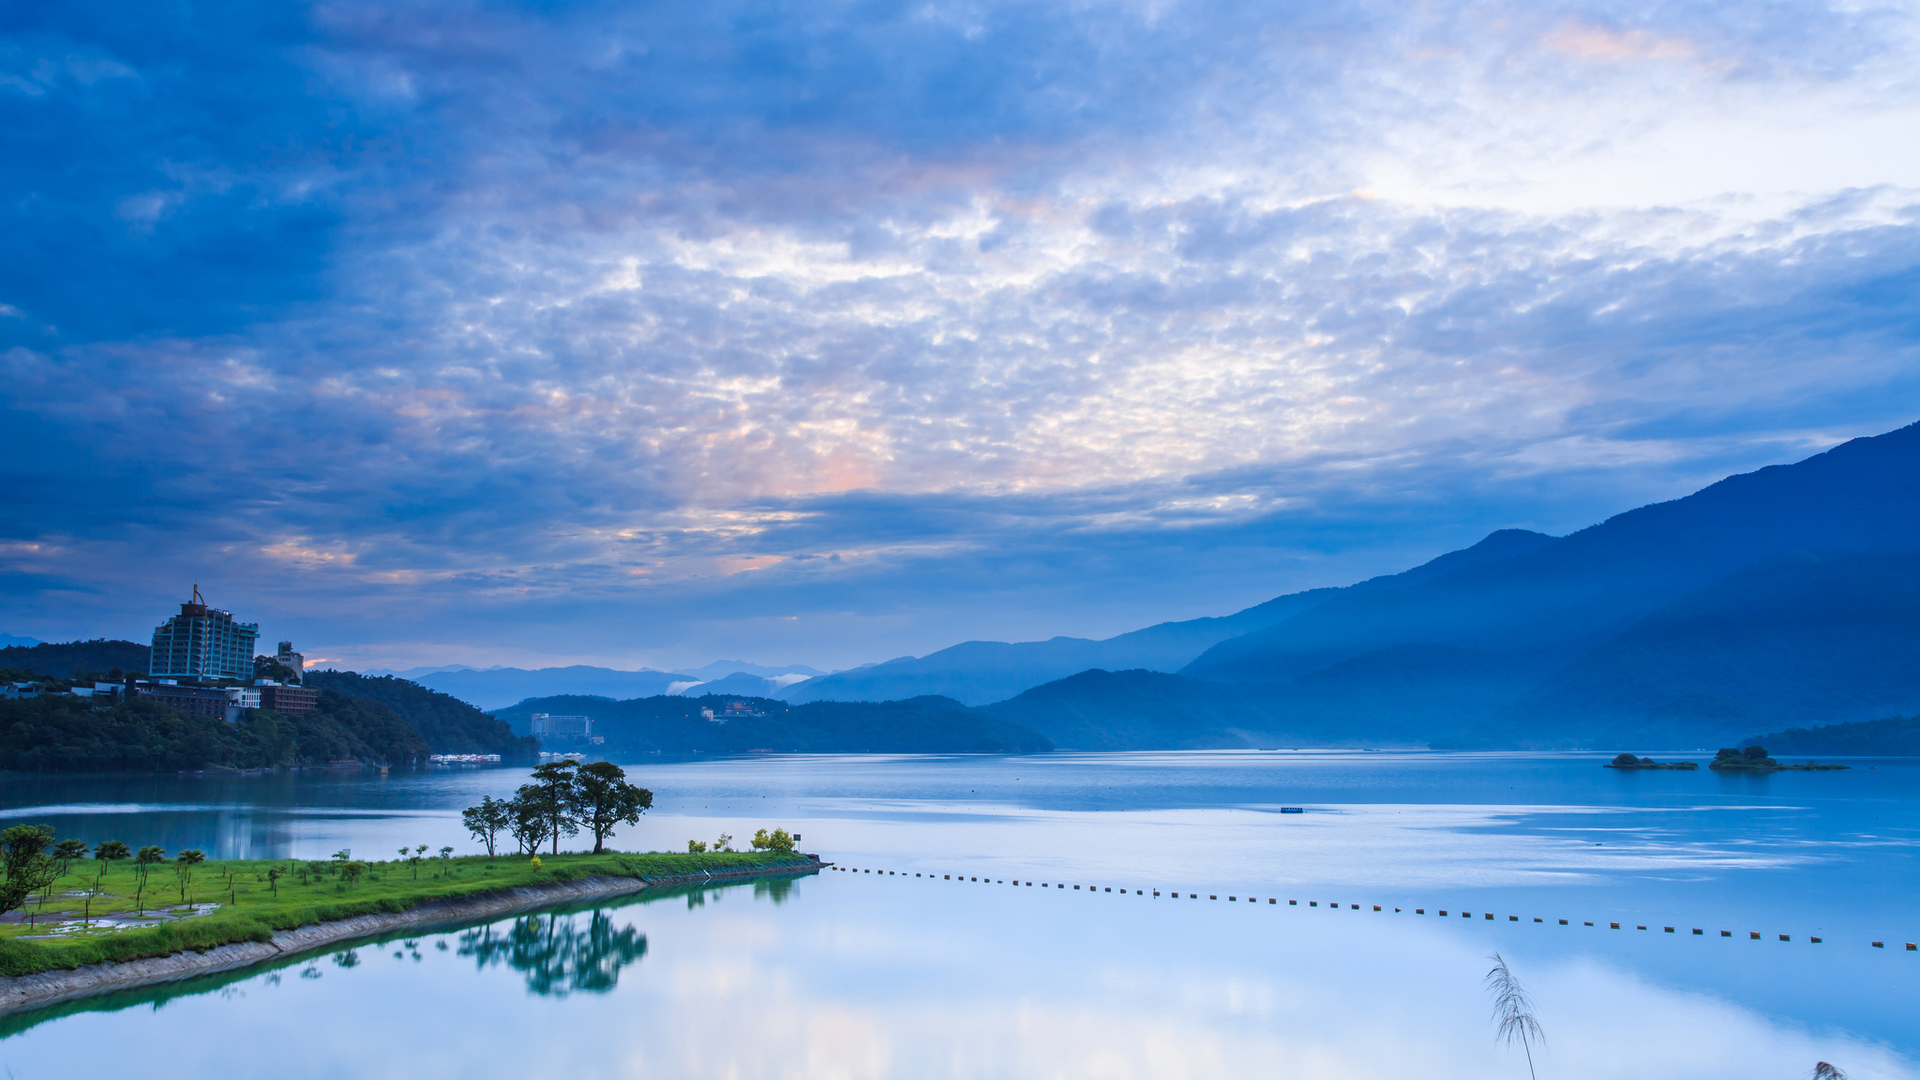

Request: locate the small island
(1605, 753), (1698, 770)
(1708, 746), (1848, 772)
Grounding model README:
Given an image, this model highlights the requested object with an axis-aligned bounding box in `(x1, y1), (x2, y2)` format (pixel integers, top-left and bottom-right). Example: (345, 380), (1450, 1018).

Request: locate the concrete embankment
(0, 856), (823, 1018)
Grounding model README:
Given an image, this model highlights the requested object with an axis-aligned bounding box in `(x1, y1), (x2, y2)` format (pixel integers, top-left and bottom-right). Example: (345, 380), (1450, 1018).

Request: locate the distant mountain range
(363, 660), (825, 710)
(981, 420), (1920, 750)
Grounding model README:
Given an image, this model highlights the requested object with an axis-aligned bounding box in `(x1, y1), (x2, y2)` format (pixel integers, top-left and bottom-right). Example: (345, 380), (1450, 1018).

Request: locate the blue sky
(3, 0), (1918, 672)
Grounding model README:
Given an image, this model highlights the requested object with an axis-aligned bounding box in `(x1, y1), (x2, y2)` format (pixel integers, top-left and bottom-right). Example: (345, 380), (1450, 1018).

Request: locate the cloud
(2, 0), (1918, 668)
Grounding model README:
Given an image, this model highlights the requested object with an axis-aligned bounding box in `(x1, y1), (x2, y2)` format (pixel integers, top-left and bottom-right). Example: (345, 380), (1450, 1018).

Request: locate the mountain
(675, 671), (816, 698)
(780, 529), (1559, 707)
(990, 420), (1920, 749)
(395, 666), (696, 710)
(0, 634), (42, 647)
(492, 693), (1051, 754)
(0, 639), (151, 678)
(1743, 715), (1920, 756)
(305, 670), (538, 756)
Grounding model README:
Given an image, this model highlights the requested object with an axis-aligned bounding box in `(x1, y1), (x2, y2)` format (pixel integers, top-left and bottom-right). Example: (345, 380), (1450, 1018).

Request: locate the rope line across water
(822, 866), (1916, 952)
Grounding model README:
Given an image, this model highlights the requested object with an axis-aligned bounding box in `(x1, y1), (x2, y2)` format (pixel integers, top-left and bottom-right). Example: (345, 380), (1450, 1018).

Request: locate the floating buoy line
(822, 865), (1915, 952)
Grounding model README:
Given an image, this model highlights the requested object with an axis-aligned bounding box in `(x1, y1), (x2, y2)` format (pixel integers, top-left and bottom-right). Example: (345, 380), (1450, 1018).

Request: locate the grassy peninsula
(0, 849), (808, 978)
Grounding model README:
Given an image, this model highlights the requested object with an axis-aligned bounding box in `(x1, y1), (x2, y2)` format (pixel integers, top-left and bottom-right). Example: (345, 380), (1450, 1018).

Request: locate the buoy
(1721, 930), (1731, 937)
(1559, 919), (1567, 925)
(1750, 932), (1761, 940)
(1780, 935), (1790, 941)
(1664, 927), (1674, 933)
(1611, 923), (1621, 929)
(1873, 941), (1884, 948)
(1812, 937), (1822, 943)
(1692, 929), (1703, 935)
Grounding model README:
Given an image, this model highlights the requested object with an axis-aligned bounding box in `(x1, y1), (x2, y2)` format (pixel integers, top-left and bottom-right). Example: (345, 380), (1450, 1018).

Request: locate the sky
(3, 0), (1919, 673)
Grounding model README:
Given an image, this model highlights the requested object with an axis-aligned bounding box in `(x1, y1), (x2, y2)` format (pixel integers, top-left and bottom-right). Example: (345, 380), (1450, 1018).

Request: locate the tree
(573, 761), (653, 853)
(267, 865), (284, 897)
(508, 789), (552, 856)
(93, 840), (130, 883)
(341, 861), (366, 888)
(750, 828), (796, 854)
(133, 845), (166, 913)
(529, 760), (582, 854)
(687, 840), (708, 853)
(0, 824), (61, 920)
(408, 844), (427, 880)
(176, 849), (207, 903)
(463, 795), (512, 857)
(1486, 952), (1543, 1080)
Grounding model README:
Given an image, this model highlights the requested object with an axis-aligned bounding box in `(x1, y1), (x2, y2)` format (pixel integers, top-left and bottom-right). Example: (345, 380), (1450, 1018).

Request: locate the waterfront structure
(150, 586), (258, 680)
(258, 682), (318, 714)
(139, 683), (258, 723)
(530, 713), (593, 738)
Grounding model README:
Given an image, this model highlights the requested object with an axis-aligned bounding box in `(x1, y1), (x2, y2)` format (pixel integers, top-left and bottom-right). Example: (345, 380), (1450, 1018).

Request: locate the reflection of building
(150, 586), (258, 680)
(531, 714), (592, 737)
(275, 641), (306, 683)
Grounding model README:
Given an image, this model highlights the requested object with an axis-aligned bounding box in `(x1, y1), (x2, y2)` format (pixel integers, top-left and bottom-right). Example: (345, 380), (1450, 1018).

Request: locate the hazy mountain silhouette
(985, 421), (1920, 749)
(780, 528), (1558, 706)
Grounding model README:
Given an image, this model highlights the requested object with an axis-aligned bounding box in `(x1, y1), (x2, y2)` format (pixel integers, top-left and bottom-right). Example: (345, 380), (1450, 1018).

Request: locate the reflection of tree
(753, 878), (794, 905)
(458, 909), (647, 997)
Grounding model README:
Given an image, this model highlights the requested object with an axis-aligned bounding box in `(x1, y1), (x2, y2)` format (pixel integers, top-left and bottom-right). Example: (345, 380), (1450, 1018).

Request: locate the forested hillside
(0, 690), (429, 772)
(0, 639), (150, 678)
(306, 670), (535, 755)
(494, 693), (1050, 754)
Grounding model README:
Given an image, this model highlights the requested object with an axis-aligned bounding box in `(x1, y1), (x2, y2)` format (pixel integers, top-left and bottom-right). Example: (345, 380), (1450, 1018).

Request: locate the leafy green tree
(508, 790), (551, 856)
(463, 795), (511, 857)
(340, 861), (367, 888)
(0, 824), (61, 920)
(266, 865), (284, 897)
(407, 845), (427, 880)
(714, 832), (733, 853)
(93, 840), (131, 883)
(750, 828), (796, 854)
(529, 760), (582, 854)
(572, 761), (653, 853)
(438, 846), (454, 860)
(687, 840), (708, 853)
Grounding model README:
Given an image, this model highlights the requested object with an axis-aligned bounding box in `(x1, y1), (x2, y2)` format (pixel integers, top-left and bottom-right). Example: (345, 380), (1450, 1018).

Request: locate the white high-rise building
(150, 586), (259, 680)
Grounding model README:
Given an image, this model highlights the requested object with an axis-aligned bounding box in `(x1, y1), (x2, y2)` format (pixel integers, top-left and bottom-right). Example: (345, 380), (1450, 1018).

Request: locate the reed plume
(1485, 952), (1544, 1080)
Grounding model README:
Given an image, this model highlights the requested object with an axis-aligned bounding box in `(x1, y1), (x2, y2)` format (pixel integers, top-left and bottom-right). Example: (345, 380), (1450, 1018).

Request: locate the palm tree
(1486, 953), (1544, 1080)
(1812, 1064), (1847, 1080)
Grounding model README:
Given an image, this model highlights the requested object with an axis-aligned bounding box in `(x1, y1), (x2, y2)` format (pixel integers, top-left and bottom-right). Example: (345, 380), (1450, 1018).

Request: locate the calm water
(2, 751), (1917, 1079)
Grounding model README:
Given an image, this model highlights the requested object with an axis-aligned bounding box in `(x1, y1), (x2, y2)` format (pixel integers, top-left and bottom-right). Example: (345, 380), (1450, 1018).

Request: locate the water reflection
(458, 909), (647, 997)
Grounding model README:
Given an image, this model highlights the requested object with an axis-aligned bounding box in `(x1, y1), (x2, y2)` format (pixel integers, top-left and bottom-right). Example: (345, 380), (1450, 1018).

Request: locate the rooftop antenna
(192, 584), (204, 605)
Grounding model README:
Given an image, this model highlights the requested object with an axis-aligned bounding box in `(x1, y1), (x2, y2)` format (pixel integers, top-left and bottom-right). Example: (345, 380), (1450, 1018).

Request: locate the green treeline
(304, 670), (534, 756)
(0, 691), (434, 772)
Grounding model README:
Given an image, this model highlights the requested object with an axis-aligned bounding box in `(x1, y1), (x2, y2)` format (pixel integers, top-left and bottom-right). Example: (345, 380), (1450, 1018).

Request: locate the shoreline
(0, 855), (824, 1019)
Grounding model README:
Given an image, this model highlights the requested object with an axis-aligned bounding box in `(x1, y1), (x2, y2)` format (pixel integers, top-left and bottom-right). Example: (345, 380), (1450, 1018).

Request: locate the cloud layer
(4, 0), (1919, 669)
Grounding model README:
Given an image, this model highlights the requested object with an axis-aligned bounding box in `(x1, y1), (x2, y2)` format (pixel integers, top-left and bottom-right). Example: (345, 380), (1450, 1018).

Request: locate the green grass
(0, 850), (808, 977)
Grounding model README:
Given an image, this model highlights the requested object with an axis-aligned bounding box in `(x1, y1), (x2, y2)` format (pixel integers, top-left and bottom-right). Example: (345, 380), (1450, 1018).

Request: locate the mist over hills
(986, 421), (1920, 750)
(368, 661), (825, 710)
(775, 528), (1559, 707)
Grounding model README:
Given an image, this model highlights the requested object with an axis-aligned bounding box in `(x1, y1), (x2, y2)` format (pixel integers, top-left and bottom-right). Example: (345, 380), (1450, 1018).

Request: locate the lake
(2, 751), (1916, 1079)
